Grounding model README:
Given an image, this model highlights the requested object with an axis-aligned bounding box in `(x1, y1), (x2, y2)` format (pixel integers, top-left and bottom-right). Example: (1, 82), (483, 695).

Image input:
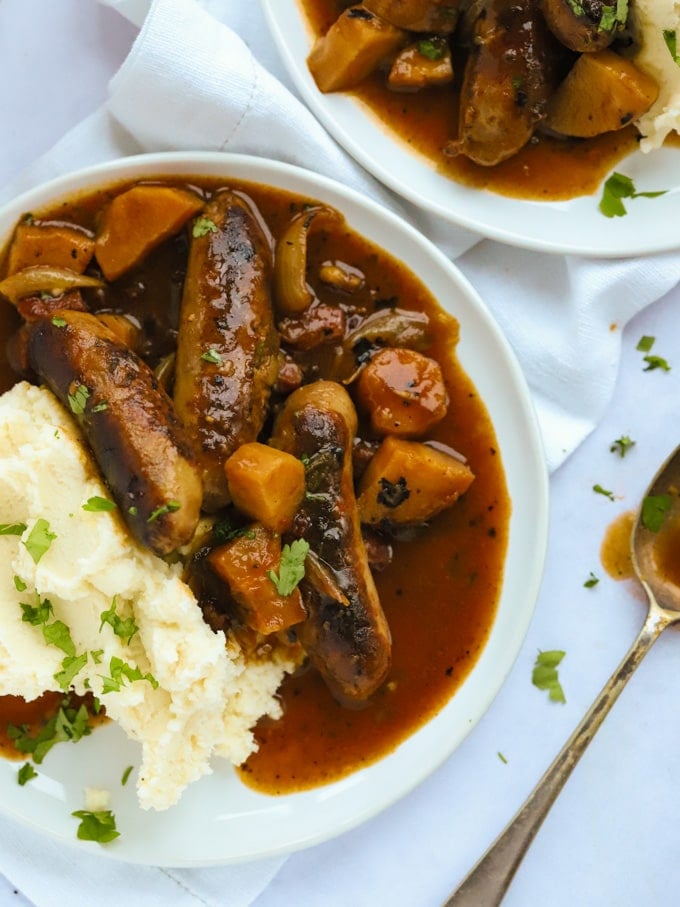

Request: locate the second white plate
(262, 0), (680, 258)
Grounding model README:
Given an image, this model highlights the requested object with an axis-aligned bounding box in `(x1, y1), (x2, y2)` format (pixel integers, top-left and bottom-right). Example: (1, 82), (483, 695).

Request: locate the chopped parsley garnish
(610, 435), (635, 457)
(0, 522), (27, 536)
(51, 316), (67, 328)
(664, 29), (680, 64)
(200, 348), (222, 364)
(593, 484), (615, 501)
(72, 809), (120, 844)
(99, 656), (158, 694)
(8, 697), (92, 763)
(637, 335), (655, 353)
(643, 355), (671, 372)
(641, 493), (671, 532)
(267, 539), (310, 596)
(17, 762), (38, 786)
(23, 518), (56, 564)
(532, 650), (566, 703)
(42, 620), (76, 656)
(192, 216), (218, 238)
(68, 383), (90, 415)
(497, 751), (508, 764)
(54, 653), (88, 691)
(121, 765), (133, 787)
(584, 572), (599, 588)
(91, 401), (108, 413)
(99, 596), (138, 645)
(20, 593), (53, 626)
(417, 37), (447, 60)
(599, 172), (666, 218)
(128, 506), (138, 516)
(598, 0), (628, 31)
(82, 496), (116, 513)
(13, 575), (27, 592)
(212, 519), (256, 544)
(147, 500), (181, 522)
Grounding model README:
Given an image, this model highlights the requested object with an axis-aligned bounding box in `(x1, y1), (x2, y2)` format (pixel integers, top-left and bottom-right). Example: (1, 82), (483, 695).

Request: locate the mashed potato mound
(633, 0), (680, 150)
(0, 382), (300, 810)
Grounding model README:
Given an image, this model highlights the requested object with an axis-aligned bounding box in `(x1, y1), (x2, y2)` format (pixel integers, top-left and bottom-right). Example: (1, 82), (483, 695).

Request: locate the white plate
(262, 0), (680, 258)
(0, 152), (548, 866)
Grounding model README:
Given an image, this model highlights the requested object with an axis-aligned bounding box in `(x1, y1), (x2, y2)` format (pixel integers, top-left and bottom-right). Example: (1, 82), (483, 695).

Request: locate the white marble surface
(2, 1), (680, 905)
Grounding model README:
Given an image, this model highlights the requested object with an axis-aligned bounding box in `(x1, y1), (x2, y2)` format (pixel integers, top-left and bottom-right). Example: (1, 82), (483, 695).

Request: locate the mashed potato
(633, 0), (680, 149)
(0, 382), (299, 810)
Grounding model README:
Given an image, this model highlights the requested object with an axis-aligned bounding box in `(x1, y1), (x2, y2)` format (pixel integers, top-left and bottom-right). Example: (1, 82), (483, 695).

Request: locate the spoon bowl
(445, 444), (680, 907)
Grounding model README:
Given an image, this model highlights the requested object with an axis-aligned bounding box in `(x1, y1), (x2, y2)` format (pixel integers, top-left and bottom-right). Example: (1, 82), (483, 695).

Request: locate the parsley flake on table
(67, 382), (90, 415)
(497, 751), (508, 764)
(593, 484), (615, 501)
(643, 354), (671, 372)
(610, 436), (635, 458)
(22, 518), (56, 564)
(72, 809), (120, 844)
(267, 538), (310, 596)
(584, 572), (599, 588)
(532, 650), (566, 703)
(599, 172), (667, 218)
(641, 493), (672, 532)
(17, 762), (38, 786)
(99, 596), (139, 645)
(121, 765), (134, 787)
(82, 496), (116, 513)
(192, 216), (218, 238)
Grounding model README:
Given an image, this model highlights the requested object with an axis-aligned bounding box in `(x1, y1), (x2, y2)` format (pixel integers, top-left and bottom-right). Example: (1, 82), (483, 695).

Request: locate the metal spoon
(444, 444), (680, 907)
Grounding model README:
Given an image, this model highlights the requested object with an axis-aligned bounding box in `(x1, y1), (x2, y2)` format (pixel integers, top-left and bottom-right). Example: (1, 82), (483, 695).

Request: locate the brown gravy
(300, 0), (645, 201)
(0, 175), (509, 792)
(601, 510), (635, 581)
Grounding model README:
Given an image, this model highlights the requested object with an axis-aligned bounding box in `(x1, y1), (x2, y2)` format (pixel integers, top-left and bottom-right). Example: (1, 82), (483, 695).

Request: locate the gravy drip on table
(0, 176), (509, 792)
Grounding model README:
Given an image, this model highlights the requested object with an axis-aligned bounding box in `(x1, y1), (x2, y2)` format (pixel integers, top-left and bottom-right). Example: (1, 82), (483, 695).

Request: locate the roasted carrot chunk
(208, 524), (306, 634)
(356, 347), (448, 437)
(6, 223), (95, 275)
(225, 442), (306, 533)
(95, 185), (203, 281)
(357, 435), (474, 525)
(308, 6), (405, 93)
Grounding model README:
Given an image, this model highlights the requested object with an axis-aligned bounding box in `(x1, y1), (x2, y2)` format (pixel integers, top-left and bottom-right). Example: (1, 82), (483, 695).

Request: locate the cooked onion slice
(0, 265), (104, 305)
(274, 206), (342, 314)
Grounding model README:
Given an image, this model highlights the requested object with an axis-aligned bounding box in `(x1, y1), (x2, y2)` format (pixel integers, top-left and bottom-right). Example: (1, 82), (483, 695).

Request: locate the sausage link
(26, 310), (202, 556)
(272, 380), (392, 705)
(174, 191), (279, 511)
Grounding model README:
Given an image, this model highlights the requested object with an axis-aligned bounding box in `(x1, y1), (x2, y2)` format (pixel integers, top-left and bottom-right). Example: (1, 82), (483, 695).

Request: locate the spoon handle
(443, 597), (675, 907)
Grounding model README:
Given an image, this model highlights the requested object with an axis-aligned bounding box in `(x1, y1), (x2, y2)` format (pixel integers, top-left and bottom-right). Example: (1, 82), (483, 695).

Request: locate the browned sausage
(272, 380), (391, 705)
(26, 309), (202, 556)
(450, 0), (567, 166)
(173, 191), (279, 511)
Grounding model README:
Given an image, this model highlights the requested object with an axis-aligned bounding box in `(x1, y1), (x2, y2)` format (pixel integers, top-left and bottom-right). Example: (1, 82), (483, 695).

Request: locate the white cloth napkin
(1, 1), (679, 905)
